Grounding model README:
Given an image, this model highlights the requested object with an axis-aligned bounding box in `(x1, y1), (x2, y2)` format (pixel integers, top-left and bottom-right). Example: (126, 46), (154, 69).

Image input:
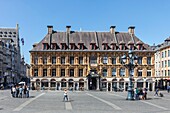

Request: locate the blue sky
(1, 0), (170, 63)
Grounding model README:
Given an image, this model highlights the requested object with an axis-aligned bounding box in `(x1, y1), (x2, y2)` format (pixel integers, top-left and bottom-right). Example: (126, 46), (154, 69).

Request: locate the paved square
(0, 90), (170, 113)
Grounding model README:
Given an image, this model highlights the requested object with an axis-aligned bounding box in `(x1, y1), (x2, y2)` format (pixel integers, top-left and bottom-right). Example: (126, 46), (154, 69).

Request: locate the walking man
(154, 88), (159, 96)
(63, 89), (68, 101)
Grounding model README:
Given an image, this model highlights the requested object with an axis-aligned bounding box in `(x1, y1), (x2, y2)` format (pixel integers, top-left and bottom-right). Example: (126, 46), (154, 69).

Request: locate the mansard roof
(30, 26), (152, 52)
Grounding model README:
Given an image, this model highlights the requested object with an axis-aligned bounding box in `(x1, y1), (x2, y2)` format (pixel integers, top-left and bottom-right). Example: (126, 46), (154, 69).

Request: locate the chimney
(128, 26), (135, 34)
(66, 26), (71, 34)
(110, 26), (116, 34)
(47, 25), (53, 34)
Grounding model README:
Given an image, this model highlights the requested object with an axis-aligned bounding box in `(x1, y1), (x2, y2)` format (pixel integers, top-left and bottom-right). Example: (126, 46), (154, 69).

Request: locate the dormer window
(91, 44), (96, 50)
(70, 43), (75, 50)
(120, 44), (125, 50)
(136, 41), (143, 50)
(129, 44), (134, 50)
(51, 43), (57, 50)
(79, 43), (84, 50)
(119, 41), (126, 50)
(102, 43), (108, 50)
(43, 43), (49, 50)
(61, 43), (66, 50)
(138, 44), (143, 50)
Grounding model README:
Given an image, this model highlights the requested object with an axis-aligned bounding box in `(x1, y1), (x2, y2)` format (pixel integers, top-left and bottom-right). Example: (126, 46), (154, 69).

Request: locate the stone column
(106, 82), (108, 91)
(143, 81), (146, 88)
(96, 78), (100, 90)
(110, 82), (113, 91)
(48, 82), (50, 89)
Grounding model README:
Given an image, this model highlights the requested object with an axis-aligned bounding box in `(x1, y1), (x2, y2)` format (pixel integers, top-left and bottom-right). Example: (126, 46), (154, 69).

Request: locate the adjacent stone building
(154, 37), (170, 90)
(0, 24), (26, 88)
(30, 25), (155, 91)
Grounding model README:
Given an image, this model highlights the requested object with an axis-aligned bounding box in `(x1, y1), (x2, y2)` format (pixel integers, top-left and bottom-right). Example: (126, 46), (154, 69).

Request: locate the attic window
(9, 32), (12, 34)
(111, 44), (116, 50)
(13, 32), (16, 34)
(61, 43), (66, 50)
(0, 35), (2, 37)
(70, 43), (75, 50)
(43, 43), (49, 50)
(0, 32), (3, 34)
(91, 44), (96, 50)
(138, 44), (143, 50)
(129, 44), (134, 50)
(120, 44), (125, 50)
(79, 44), (84, 50)
(4, 35), (7, 37)
(103, 44), (108, 50)
(51, 43), (57, 50)
(4, 32), (7, 34)
(13, 35), (16, 37)
(8, 35), (11, 37)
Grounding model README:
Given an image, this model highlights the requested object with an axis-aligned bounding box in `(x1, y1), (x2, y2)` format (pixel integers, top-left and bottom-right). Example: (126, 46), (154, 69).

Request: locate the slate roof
(30, 27), (152, 52)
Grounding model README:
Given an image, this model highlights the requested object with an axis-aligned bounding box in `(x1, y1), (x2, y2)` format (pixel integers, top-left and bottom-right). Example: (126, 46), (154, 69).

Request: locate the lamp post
(121, 50), (138, 100)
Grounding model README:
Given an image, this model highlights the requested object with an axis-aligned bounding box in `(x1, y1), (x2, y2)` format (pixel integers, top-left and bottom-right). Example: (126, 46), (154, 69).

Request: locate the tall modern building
(30, 25), (155, 91)
(154, 37), (170, 90)
(0, 24), (22, 88)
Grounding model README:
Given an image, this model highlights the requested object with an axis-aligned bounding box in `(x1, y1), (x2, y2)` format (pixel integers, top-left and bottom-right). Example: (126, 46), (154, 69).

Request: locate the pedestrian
(63, 89), (68, 101)
(16, 85), (19, 98)
(154, 88), (159, 96)
(26, 86), (29, 98)
(23, 85), (27, 98)
(167, 86), (170, 93)
(134, 88), (139, 100)
(142, 88), (147, 100)
(19, 86), (23, 98)
(12, 86), (16, 98)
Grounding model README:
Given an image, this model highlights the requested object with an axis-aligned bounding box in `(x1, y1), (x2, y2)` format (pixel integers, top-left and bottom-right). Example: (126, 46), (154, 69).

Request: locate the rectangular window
(112, 57), (116, 64)
(34, 69), (38, 77)
(52, 69), (56, 77)
(91, 44), (96, 50)
(70, 69), (74, 77)
(43, 57), (47, 64)
(162, 61), (164, 68)
(52, 56), (56, 64)
(61, 69), (65, 77)
(79, 57), (83, 64)
(112, 68), (116, 76)
(103, 69), (107, 77)
(168, 70), (170, 76)
(51, 43), (57, 49)
(138, 57), (142, 65)
(120, 68), (125, 76)
(147, 57), (151, 65)
(70, 44), (75, 50)
(165, 70), (167, 76)
(168, 50), (170, 57)
(61, 57), (65, 64)
(43, 69), (47, 77)
(90, 56), (97, 64)
(79, 44), (84, 50)
(138, 70), (142, 77)
(43, 43), (48, 50)
(165, 51), (167, 57)
(147, 70), (151, 77)
(162, 52), (164, 58)
(61, 44), (65, 50)
(34, 56), (38, 64)
(103, 44), (108, 50)
(168, 60), (170, 67)
(70, 56), (74, 64)
(79, 69), (83, 77)
(103, 56), (108, 64)
(165, 60), (167, 67)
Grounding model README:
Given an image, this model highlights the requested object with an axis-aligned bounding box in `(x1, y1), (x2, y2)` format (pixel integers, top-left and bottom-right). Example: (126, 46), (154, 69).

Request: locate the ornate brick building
(30, 25), (155, 91)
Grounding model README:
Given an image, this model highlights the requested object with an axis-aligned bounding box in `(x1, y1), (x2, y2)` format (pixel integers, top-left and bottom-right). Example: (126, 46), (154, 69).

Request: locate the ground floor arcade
(30, 77), (156, 91)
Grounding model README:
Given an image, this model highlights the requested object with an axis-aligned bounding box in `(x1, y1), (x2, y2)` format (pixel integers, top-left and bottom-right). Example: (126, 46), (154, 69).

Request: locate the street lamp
(121, 50), (138, 100)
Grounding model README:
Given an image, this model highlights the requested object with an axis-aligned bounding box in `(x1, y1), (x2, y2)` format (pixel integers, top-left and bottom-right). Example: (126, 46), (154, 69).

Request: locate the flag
(21, 38), (24, 45)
